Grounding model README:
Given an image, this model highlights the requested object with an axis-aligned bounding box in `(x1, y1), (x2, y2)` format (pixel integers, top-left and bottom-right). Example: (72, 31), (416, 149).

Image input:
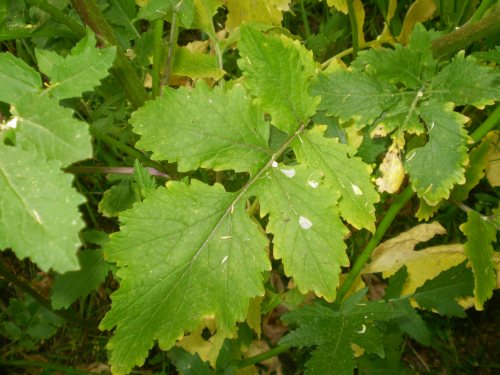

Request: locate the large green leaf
(310, 70), (398, 129)
(460, 210), (497, 310)
(405, 101), (469, 206)
(238, 25), (320, 134)
(131, 83), (271, 174)
(0, 52), (41, 104)
(0, 145), (85, 273)
(293, 127), (379, 231)
(12, 93), (92, 167)
(35, 29), (116, 99)
(100, 181), (270, 374)
(431, 52), (500, 107)
(280, 290), (404, 375)
(252, 163), (349, 301)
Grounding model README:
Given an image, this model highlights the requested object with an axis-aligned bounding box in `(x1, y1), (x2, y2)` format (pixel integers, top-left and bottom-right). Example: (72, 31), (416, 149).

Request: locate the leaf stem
(0, 261), (96, 328)
(470, 105), (500, 144)
(70, 0), (148, 109)
(236, 344), (290, 369)
(65, 166), (170, 178)
(346, 0), (359, 58)
(299, 0), (312, 39)
(152, 19), (164, 98)
(336, 185), (415, 301)
(161, 12), (179, 93)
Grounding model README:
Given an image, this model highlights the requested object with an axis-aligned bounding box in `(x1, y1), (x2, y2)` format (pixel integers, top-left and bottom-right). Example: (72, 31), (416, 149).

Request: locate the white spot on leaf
(280, 168), (296, 178)
(355, 324), (367, 334)
(308, 180), (319, 189)
(351, 183), (363, 196)
(220, 235), (232, 240)
(299, 216), (313, 230)
(271, 161), (278, 168)
(221, 256), (228, 265)
(32, 210), (42, 224)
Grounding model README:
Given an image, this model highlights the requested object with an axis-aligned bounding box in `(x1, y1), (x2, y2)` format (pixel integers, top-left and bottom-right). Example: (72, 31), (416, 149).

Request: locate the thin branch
(65, 166), (170, 179)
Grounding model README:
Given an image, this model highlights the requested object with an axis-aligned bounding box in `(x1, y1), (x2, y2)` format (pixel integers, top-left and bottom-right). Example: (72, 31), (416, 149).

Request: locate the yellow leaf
(376, 142), (405, 193)
(225, 0), (291, 32)
(176, 317), (236, 366)
(362, 223), (465, 296)
(246, 296), (262, 336)
(415, 198), (440, 221)
(352, 0), (366, 46)
(135, 0), (148, 6)
(378, 0), (398, 44)
(398, 0), (437, 44)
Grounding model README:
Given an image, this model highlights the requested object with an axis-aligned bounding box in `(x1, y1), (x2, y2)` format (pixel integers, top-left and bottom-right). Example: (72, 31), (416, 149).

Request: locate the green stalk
(346, 0), (359, 58)
(70, 0), (148, 109)
(161, 12), (179, 93)
(236, 344), (290, 369)
(467, 0), (495, 24)
(152, 19), (164, 98)
(336, 185), (415, 301)
(432, 2), (500, 59)
(300, 0), (312, 39)
(470, 105), (500, 143)
(27, 0), (86, 37)
(0, 261), (95, 328)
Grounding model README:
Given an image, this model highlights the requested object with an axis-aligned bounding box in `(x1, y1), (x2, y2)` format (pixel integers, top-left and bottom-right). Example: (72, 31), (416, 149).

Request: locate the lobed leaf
(252, 163), (349, 301)
(405, 101), (469, 206)
(35, 29), (116, 99)
(100, 180), (270, 374)
(0, 145), (84, 273)
(225, 0), (291, 31)
(131, 83), (271, 174)
(460, 210), (497, 310)
(293, 127), (379, 231)
(238, 25), (320, 135)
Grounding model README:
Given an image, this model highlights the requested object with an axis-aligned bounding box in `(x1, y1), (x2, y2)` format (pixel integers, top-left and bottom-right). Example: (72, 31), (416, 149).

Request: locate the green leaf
(51, 249), (112, 310)
(293, 127), (379, 231)
(225, 0), (290, 31)
(405, 101), (469, 206)
(131, 82), (271, 174)
(0, 52), (41, 104)
(0, 145), (84, 273)
(98, 180), (138, 218)
(172, 46), (225, 80)
(137, 0), (195, 28)
(133, 159), (157, 193)
(460, 210), (497, 310)
(35, 29), (116, 99)
(280, 290), (404, 375)
(310, 70), (398, 129)
(12, 93), (92, 167)
(431, 52), (500, 107)
(252, 163), (349, 301)
(238, 25), (320, 135)
(100, 180), (270, 375)
(412, 262), (473, 317)
(167, 346), (214, 375)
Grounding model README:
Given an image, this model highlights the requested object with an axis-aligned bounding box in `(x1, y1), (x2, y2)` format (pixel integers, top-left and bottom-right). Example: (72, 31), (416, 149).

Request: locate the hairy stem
(152, 19), (164, 98)
(336, 185), (415, 301)
(70, 0), (148, 109)
(0, 261), (95, 328)
(432, 2), (500, 59)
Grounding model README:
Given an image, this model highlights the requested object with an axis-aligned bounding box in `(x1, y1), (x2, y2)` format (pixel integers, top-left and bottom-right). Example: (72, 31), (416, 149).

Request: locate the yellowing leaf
(327, 0), (347, 13)
(225, 0), (291, 31)
(326, 0), (365, 46)
(485, 131), (500, 187)
(172, 46), (225, 80)
(398, 0), (437, 44)
(376, 143), (405, 193)
(363, 223), (466, 296)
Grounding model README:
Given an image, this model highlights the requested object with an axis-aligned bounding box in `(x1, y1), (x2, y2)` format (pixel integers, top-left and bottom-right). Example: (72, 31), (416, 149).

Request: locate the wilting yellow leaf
(246, 296), (263, 336)
(376, 143), (405, 193)
(225, 0), (291, 31)
(177, 317), (236, 366)
(398, 0), (437, 44)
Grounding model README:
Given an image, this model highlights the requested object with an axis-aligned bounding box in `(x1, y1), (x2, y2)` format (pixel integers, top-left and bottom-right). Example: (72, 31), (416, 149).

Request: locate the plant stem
(152, 18), (164, 98)
(470, 105), (500, 143)
(346, 0), (359, 58)
(336, 185), (415, 301)
(431, 2), (500, 59)
(0, 261), (95, 328)
(300, 0), (311, 39)
(27, 0), (86, 37)
(467, 0), (495, 24)
(65, 166), (170, 178)
(161, 12), (179, 93)
(236, 344), (290, 369)
(70, 0), (148, 109)
(88, 125), (174, 176)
